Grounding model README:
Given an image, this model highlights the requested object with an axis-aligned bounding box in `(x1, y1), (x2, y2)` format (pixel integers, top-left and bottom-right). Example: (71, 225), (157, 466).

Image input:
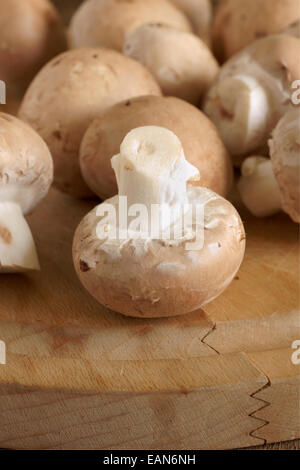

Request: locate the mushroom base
(0, 202), (40, 272)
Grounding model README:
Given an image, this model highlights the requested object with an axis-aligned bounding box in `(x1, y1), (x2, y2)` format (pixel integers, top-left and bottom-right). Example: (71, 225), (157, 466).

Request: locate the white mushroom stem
(0, 202), (40, 272)
(111, 126), (199, 230)
(238, 156), (282, 217)
(208, 74), (271, 156)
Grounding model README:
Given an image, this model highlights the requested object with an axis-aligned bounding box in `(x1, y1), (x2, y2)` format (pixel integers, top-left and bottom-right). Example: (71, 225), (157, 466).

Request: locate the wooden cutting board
(0, 187), (299, 450)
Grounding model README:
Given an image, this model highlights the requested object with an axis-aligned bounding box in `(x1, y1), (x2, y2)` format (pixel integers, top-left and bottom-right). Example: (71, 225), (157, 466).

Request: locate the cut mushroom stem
(212, 74), (270, 156)
(0, 202), (40, 272)
(238, 156), (282, 217)
(111, 126), (199, 230)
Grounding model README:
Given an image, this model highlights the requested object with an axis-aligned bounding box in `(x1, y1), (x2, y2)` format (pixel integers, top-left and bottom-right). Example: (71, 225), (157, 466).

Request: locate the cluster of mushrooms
(0, 0), (299, 318)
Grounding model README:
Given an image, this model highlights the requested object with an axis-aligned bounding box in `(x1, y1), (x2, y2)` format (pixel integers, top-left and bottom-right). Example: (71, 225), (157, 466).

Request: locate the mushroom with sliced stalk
(212, 0), (300, 62)
(238, 107), (300, 223)
(19, 48), (161, 198)
(79, 95), (233, 201)
(0, 113), (53, 272)
(203, 34), (300, 165)
(123, 24), (219, 105)
(69, 0), (192, 52)
(73, 126), (245, 318)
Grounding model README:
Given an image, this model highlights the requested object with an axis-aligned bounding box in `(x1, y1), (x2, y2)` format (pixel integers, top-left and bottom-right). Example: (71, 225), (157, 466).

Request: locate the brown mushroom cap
(203, 35), (300, 161)
(69, 0), (192, 52)
(80, 95), (233, 200)
(73, 187), (245, 318)
(212, 0), (300, 62)
(282, 19), (300, 38)
(0, 0), (67, 95)
(18, 48), (161, 198)
(0, 112), (53, 214)
(170, 0), (213, 44)
(123, 24), (219, 105)
(269, 107), (300, 223)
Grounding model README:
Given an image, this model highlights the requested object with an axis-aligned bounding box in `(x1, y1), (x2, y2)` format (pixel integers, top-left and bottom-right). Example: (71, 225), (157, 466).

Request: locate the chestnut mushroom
(69, 0), (192, 52)
(79, 95), (233, 200)
(238, 107), (300, 223)
(203, 35), (300, 165)
(123, 24), (219, 105)
(0, 113), (53, 272)
(0, 0), (67, 98)
(212, 0), (300, 62)
(73, 126), (245, 318)
(19, 48), (161, 198)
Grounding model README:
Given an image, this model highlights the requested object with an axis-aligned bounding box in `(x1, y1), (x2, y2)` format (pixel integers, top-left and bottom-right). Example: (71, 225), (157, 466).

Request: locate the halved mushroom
(69, 0), (192, 52)
(123, 24), (219, 105)
(0, 0), (67, 98)
(0, 113), (53, 272)
(238, 107), (300, 223)
(19, 48), (161, 198)
(79, 95), (233, 201)
(73, 126), (245, 318)
(203, 34), (300, 164)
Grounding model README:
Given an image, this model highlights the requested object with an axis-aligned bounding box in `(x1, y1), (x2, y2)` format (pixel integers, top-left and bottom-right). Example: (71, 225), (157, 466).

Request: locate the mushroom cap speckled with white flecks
(18, 48), (162, 198)
(69, 0), (193, 52)
(80, 95), (232, 201)
(73, 187), (245, 318)
(0, 113), (53, 214)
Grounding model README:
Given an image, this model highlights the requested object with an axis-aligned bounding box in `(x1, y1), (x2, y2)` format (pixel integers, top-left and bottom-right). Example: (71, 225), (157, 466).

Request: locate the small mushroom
(69, 0), (192, 52)
(19, 48), (161, 198)
(73, 126), (245, 318)
(79, 95), (233, 200)
(0, 113), (53, 272)
(238, 108), (300, 223)
(170, 0), (213, 45)
(123, 24), (219, 105)
(203, 34), (300, 164)
(212, 0), (300, 62)
(0, 0), (67, 98)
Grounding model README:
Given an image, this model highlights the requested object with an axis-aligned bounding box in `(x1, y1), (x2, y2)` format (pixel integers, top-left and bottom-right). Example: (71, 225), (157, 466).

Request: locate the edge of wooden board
(0, 349), (299, 449)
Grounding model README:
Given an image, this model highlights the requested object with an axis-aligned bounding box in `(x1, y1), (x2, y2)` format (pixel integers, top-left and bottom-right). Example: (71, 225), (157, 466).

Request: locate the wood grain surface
(0, 187), (298, 449)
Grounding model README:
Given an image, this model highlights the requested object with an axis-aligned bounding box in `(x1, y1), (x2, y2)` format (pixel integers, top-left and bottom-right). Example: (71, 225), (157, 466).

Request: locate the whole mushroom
(73, 126), (245, 318)
(212, 0), (300, 62)
(170, 0), (213, 44)
(19, 48), (161, 198)
(79, 95), (233, 200)
(0, 0), (67, 98)
(123, 24), (219, 105)
(0, 113), (53, 272)
(203, 35), (300, 164)
(238, 107), (300, 223)
(69, 0), (192, 52)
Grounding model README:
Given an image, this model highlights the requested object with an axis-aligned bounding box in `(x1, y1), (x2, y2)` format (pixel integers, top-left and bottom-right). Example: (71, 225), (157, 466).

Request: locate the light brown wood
(0, 188), (299, 449)
(247, 349), (300, 445)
